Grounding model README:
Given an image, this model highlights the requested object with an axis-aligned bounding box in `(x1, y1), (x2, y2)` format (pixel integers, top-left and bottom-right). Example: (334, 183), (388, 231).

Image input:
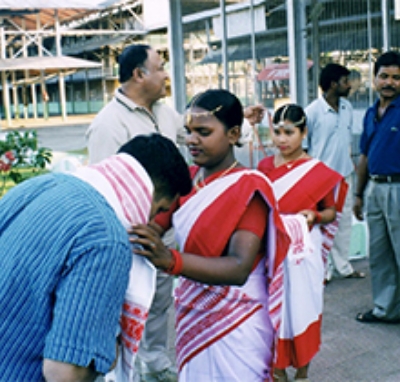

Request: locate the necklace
(195, 160), (238, 191)
(276, 152), (307, 169)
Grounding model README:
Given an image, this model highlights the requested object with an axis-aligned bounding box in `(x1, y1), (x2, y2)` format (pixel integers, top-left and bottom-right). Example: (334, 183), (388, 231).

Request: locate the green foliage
(0, 130), (52, 196)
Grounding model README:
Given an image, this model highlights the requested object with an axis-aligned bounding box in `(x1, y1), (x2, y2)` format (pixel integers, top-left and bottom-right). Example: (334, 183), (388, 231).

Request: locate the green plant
(0, 130), (52, 196)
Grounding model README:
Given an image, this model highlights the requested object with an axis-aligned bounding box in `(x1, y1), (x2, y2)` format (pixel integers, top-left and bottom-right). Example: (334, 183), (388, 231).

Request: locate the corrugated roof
(62, 35), (130, 55)
(0, 0), (119, 30)
(0, 0), (109, 9)
(0, 56), (101, 73)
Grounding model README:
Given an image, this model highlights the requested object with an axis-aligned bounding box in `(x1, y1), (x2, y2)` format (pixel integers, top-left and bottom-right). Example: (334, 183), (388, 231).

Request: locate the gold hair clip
(185, 105), (222, 125)
(272, 105), (305, 129)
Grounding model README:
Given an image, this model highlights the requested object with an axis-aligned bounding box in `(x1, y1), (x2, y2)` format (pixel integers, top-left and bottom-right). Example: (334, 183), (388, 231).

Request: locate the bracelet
(165, 249), (183, 275)
(314, 211), (322, 224)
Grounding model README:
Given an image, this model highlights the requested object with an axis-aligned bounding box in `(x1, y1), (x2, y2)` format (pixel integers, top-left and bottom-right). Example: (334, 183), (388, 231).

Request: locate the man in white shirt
(305, 63), (365, 281)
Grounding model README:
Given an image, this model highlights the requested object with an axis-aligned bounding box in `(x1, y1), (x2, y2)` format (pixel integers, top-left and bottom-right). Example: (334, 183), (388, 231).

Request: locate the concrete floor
(165, 258), (400, 382)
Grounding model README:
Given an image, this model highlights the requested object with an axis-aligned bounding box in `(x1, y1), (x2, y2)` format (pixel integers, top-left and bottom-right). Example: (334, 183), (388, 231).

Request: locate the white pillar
(381, 0), (390, 51)
(287, 0), (308, 107)
(0, 24), (11, 127)
(55, 10), (67, 121)
(220, 0), (229, 90)
(22, 20), (29, 120)
(168, 0), (186, 113)
(10, 47), (19, 122)
(250, 0), (258, 104)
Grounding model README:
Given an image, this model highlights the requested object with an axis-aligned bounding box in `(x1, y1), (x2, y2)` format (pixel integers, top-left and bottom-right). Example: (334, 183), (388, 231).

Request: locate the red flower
(4, 151), (15, 162)
(0, 160), (11, 172)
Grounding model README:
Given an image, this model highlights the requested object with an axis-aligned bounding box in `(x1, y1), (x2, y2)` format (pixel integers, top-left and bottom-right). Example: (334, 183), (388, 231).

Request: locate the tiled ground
(167, 256), (400, 382)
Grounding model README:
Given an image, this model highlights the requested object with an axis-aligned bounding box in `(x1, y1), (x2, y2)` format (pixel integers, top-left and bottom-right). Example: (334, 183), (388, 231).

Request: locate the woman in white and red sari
(258, 104), (348, 382)
(130, 89), (291, 382)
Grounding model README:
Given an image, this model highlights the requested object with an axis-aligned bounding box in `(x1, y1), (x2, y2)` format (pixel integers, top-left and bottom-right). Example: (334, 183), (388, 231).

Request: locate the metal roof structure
(0, 55), (101, 73)
(0, 0), (117, 30)
(61, 35), (129, 55)
(0, 0), (143, 126)
(180, 0), (243, 17)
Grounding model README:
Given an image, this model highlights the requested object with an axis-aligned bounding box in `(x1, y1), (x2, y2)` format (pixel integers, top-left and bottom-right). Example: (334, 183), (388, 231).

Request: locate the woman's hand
(128, 224), (173, 270)
(299, 209), (318, 227)
(299, 207), (336, 227)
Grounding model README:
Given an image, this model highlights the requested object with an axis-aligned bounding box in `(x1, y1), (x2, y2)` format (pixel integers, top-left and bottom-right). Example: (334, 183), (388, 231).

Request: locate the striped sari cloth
(171, 169), (290, 382)
(260, 157), (347, 369)
(74, 153), (156, 382)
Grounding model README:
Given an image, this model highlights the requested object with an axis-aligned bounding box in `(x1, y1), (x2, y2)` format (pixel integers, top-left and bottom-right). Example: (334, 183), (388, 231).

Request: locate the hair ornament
(185, 94), (223, 125)
(272, 104), (305, 129)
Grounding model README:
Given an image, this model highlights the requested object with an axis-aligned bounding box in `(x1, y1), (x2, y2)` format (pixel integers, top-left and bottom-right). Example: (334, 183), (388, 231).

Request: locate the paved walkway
(165, 257), (400, 382)
(308, 258), (400, 382)
(0, 115), (97, 130)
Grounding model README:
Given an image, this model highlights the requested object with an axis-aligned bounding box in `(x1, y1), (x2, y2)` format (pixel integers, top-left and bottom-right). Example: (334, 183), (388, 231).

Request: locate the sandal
(345, 270), (366, 279)
(273, 373), (288, 382)
(356, 310), (400, 324)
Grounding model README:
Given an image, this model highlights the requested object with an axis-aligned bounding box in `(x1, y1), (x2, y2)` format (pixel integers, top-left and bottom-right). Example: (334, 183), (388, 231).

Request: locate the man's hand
(43, 359), (99, 382)
(353, 196), (364, 221)
(243, 104), (265, 125)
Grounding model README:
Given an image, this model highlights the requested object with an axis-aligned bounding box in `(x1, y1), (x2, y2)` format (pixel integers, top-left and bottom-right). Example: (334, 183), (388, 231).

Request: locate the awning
(0, 1), (117, 30)
(62, 35), (131, 56)
(0, 56), (101, 74)
(0, 0), (111, 8)
(200, 38), (288, 64)
(257, 60), (313, 81)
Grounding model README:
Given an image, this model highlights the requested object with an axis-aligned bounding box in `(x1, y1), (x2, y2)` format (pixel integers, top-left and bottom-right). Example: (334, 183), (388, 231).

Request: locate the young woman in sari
(130, 89), (291, 382)
(257, 104), (348, 382)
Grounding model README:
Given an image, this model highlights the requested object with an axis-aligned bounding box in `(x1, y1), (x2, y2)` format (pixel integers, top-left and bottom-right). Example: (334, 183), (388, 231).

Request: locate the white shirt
(305, 96), (354, 177)
(86, 89), (183, 164)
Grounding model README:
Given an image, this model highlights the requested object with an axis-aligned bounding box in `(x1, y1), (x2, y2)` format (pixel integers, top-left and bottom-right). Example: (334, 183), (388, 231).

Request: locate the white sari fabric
(177, 261), (272, 382)
(265, 158), (347, 369)
(171, 169), (290, 382)
(73, 154), (156, 382)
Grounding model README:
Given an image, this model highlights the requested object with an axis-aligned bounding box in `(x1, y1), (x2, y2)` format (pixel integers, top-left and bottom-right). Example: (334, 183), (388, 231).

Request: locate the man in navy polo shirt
(354, 51), (400, 324)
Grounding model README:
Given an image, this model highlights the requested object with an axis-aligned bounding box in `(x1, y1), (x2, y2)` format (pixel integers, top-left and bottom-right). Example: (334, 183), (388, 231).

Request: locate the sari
(162, 168), (291, 382)
(258, 156), (347, 369)
(74, 154), (156, 382)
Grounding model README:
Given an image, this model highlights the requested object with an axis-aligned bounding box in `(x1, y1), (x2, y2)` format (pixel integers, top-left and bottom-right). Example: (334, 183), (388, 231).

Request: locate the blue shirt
(0, 173), (132, 381)
(305, 96), (354, 177)
(360, 95), (400, 175)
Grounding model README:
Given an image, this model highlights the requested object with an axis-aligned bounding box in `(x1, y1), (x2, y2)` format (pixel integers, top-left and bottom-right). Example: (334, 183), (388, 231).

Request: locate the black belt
(370, 174), (400, 183)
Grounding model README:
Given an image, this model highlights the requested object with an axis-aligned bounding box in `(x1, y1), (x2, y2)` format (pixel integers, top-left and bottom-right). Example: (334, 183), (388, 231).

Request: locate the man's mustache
(382, 86), (396, 91)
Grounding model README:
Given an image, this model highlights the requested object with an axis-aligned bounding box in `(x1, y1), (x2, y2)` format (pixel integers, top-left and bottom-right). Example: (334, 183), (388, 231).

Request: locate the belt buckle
(388, 175), (392, 183)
